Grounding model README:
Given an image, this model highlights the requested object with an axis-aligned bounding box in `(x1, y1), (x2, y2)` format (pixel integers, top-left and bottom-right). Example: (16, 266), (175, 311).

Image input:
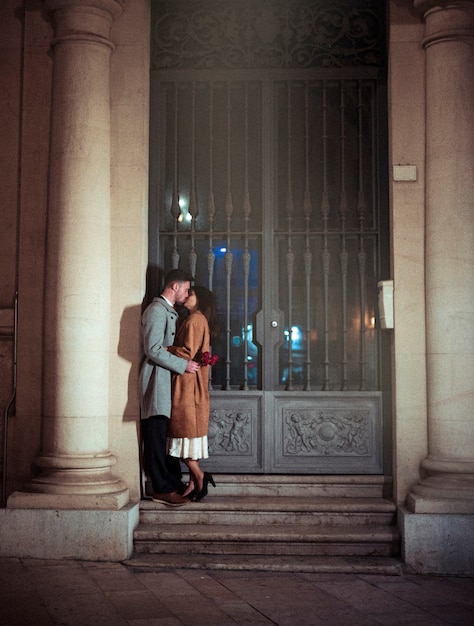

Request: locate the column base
(407, 457), (474, 513)
(0, 502), (139, 561)
(399, 507), (474, 576)
(27, 453), (130, 502)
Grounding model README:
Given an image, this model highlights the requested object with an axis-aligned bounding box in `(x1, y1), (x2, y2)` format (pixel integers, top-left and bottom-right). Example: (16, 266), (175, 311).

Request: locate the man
(140, 269), (200, 506)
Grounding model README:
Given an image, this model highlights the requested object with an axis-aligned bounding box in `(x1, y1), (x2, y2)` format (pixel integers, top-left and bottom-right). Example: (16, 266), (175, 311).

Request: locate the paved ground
(1, 557), (473, 625)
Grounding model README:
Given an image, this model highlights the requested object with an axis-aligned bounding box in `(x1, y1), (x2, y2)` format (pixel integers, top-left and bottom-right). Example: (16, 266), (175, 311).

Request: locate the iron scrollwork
(152, 0), (386, 70)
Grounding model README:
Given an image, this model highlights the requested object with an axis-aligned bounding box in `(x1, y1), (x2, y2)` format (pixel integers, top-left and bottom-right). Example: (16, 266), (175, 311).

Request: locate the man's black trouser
(142, 415), (182, 494)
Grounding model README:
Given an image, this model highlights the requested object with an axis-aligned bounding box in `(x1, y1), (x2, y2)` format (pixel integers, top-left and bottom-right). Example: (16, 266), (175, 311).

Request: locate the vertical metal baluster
(370, 81), (378, 391)
(357, 81), (367, 391)
(339, 81), (349, 391)
(207, 83), (216, 291)
(224, 82), (234, 390)
(171, 83), (180, 268)
(188, 82), (198, 280)
(303, 81), (313, 391)
(285, 81), (295, 391)
(241, 83), (252, 391)
(207, 83), (216, 390)
(321, 81), (331, 391)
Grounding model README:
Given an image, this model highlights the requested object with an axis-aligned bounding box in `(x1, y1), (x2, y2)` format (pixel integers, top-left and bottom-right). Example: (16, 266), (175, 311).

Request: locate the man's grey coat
(140, 296), (188, 419)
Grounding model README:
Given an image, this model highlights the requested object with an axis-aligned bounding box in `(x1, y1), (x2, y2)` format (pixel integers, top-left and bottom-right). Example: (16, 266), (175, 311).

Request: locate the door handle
(255, 308), (284, 347)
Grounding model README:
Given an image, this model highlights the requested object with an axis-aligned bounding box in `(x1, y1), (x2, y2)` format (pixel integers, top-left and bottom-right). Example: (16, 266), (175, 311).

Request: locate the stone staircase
(125, 475), (403, 574)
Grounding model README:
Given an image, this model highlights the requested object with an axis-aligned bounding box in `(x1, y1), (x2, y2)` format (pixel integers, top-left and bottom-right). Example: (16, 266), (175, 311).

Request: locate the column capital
(414, 0), (474, 14)
(43, 0), (127, 50)
(44, 0), (126, 18)
(413, 0), (474, 47)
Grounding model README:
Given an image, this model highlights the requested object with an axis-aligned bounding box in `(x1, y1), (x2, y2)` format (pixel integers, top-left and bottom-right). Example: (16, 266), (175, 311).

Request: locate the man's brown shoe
(152, 491), (189, 506)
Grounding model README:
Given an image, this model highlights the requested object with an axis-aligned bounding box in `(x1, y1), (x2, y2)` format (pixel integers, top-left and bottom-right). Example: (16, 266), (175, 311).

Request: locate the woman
(166, 286), (219, 501)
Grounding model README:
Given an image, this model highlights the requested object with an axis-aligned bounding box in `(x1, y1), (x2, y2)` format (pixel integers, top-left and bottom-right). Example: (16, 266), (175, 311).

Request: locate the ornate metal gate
(150, 0), (389, 474)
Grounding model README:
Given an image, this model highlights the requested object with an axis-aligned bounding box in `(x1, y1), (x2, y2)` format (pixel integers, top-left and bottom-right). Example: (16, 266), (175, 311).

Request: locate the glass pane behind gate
(158, 80), (263, 390)
(157, 78), (380, 392)
(274, 79), (379, 392)
(161, 236), (261, 390)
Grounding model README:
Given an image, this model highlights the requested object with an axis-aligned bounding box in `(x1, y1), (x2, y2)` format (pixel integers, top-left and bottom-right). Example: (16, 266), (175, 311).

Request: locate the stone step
(134, 523), (400, 557)
(145, 474), (392, 499)
(139, 496), (397, 526)
(124, 553), (404, 575)
(135, 477), (400, 571)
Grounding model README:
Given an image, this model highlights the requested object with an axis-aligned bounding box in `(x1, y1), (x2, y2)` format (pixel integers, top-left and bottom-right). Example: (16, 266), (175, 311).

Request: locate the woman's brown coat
(167, 310), (211, 439)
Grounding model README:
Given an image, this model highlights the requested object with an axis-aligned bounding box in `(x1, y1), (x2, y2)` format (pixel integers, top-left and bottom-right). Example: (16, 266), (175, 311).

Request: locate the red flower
(201, 351), (219, 366)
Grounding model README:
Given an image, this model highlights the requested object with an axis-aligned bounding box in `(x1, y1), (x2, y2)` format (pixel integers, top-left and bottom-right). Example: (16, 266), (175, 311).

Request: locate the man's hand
(185, 360), (200, 373)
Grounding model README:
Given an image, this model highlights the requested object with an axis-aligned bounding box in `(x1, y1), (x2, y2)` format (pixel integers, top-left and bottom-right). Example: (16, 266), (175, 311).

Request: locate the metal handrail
(2, 292), (18, 508)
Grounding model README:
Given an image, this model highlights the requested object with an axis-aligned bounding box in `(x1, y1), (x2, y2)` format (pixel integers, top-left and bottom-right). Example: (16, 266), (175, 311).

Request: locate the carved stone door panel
(150, 0), (389, 474)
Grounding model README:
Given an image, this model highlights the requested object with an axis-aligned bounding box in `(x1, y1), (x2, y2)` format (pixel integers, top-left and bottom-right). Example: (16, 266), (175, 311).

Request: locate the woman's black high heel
(180, 478), (197, 500)
(184, 487), (198, 500)
(193, 472), (216, 502)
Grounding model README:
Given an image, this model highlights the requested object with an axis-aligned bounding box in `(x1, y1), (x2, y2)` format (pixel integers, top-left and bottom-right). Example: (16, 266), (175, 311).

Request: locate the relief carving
(284, 408), (370, 456)
(208, 409), (252, 454)
(152, 0), (385, 70)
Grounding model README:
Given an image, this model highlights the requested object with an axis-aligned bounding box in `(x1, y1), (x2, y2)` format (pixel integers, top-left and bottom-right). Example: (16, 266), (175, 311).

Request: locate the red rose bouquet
(201, 351), (219, 366)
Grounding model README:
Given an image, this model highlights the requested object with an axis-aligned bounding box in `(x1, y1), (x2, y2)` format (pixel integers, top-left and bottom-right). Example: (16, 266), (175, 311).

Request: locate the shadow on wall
(117, 264), (164, 425)
(116, 265), (164, 497)
(117, 304), (143, 500)
(118, 304), (142, 425)
(141, 264), (164, 313)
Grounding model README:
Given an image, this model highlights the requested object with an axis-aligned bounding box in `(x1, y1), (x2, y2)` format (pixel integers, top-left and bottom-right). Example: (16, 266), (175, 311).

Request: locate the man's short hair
(164, 269), (192, 288)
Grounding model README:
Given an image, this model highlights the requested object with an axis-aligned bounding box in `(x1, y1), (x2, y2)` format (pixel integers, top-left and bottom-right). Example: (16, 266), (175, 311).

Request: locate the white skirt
(167, 435), (209, 460)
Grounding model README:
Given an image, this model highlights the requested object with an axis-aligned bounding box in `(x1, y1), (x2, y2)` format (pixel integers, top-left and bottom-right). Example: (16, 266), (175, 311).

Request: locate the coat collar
(157, 295), (177, 314)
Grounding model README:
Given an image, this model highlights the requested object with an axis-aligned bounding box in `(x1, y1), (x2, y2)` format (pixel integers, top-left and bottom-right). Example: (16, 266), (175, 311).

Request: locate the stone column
(15, 0), (128, 509)
(406, 0), (474, 514)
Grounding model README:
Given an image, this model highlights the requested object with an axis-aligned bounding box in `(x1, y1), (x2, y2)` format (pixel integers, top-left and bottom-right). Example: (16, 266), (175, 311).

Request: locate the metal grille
(154, 77), (382, 392)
